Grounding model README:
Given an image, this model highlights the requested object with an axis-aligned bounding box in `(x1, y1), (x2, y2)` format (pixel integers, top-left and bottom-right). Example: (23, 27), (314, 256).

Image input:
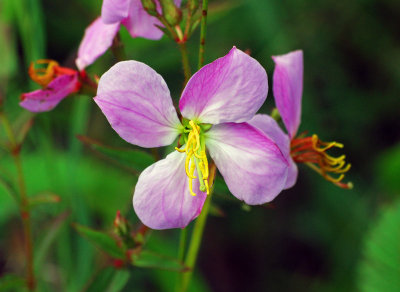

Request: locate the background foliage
(0, 0), (399, 291)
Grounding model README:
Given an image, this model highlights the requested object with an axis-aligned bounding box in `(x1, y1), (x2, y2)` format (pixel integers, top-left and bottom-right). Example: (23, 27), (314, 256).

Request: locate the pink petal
(206, 122), (289, 205)
(122, 0), (163, 40)
(133, 151), (207, 230)
(94, 61), (181, 148)
(248, 114), (298, 189)
(20, 74), (79, 112)
(272, 50), (303, 138)
(76, 18), (120, 71)
(179, 47), (269, 124)
(101, 0), (130, 24)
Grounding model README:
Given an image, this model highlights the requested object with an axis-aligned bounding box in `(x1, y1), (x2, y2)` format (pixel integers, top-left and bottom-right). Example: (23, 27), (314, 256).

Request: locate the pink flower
(75, 0), (182, 70)
(94, 47), (290, 229)
(249, 50), (352, 189)
(20, 60), (81, 113)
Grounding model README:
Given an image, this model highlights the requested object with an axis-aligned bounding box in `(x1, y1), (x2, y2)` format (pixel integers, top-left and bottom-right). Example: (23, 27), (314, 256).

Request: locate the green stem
(0, 113), (35, 291)
(111, 33), (126, 62)
(197, 0), (209, 69)
(178, 43), (192, 84)
(174, 227), (188, 292)
(179, 195), (212, 292)
(178, 228), (188, 262)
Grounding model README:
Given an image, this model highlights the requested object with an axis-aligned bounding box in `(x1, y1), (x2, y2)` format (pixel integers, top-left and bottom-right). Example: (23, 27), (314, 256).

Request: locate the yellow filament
(175, 120), (210, 196)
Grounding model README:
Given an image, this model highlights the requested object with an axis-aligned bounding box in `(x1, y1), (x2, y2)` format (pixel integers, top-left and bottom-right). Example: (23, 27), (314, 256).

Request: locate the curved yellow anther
(176, 120), (210, 196)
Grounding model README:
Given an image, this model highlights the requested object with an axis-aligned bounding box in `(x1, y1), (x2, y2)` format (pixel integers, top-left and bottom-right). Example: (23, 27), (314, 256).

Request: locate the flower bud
(113, 210), (129, 236)
(188, 0), (199, 14)
(160, 0), (182, 26)
(141, 0), (158, 16)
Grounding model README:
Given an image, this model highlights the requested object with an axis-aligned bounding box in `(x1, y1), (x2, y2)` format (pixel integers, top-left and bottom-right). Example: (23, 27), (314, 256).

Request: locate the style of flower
(20, 60), (81, 112)
(249, 50), (352, 189)
(94, 47), (290, 230)
(75, 0), (182, 71)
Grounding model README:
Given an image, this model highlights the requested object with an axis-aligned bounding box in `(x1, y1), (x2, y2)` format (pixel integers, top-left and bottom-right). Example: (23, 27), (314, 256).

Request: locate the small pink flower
(94, 47), (290, 229)
(250, 50), (352, 189)
(20, 60), (81, 112)
(75, 0), (182, 70)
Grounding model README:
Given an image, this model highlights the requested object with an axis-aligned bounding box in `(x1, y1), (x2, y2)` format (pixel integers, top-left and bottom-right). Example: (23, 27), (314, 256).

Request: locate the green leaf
(376, 143), (400, 195)
(356, 199), (400, 292)
(34, 211), (70, 273)
(73, 224), (124, 259)
(28, 191), (60, 207)
(105, 269), (130, 292)
(82, 267), (129, 292)
(77, 135), (154, 174)
(0, 274), (26, 292)
(132, 250), (187, 272)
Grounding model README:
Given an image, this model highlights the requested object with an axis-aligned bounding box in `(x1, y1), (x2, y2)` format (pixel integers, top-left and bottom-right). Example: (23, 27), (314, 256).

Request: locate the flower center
(291, 134), (353, 189)
(175, 120), (210, 196)
(28, 59), (77, 87)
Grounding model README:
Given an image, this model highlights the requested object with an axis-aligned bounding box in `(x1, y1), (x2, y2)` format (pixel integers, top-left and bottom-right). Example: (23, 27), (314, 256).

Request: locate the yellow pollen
(175, 120), (210, 196)
(28, 59), (60, 87)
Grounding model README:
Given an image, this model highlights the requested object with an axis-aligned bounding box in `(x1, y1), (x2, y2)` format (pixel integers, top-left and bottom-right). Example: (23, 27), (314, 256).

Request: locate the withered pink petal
(133, 151), (207, 230)
(20, 74), (79, 113)
(206, 122), (289, 204)
(272, 50), (303, 138)
(179, 47), (269, 124)
(76, 17), (120, 70)
(95, 61), (181, 148)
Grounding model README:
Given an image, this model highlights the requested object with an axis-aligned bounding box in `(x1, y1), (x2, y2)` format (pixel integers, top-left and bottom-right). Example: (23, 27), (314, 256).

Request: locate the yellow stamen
(175, 120), (210, 196)
(291, 134), (352, 189)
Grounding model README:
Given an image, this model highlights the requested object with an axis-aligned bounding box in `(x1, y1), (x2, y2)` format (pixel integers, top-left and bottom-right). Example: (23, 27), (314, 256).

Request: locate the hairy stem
(0, 113), (35, 290)
(197, 0), (209, 69)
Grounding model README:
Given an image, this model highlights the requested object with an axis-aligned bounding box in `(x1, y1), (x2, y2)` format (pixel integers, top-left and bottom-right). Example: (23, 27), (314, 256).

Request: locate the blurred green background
(1, 0), (400, 291)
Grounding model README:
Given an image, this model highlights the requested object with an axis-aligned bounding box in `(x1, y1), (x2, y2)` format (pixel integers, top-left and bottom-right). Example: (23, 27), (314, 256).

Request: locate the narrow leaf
(77, 135), (154, 174)
(34, 211), (70, 273)
(28, 191), (60, 207)
(73, 223), (124, 259)
(132, 250), (187, 272)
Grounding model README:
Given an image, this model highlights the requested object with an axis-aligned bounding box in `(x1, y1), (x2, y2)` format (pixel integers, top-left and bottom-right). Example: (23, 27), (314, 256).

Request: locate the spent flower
(249, 50), (352, 189)
(20, 60), (81, 112)
(95, 47), (289, 229)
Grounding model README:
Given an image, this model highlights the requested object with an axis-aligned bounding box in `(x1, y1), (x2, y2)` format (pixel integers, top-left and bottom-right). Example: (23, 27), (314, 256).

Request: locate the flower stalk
(178, 42), (192, 84)
(198, 0), (209, 69)
(0, 112), (35, 291)
(179, 162), (216, 292)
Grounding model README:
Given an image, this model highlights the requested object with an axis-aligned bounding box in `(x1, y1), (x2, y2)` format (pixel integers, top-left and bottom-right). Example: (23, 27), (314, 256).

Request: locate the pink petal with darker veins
(133, 151), (207, 230)
(248, 114), (298, 189)
(272, 50), (303, 138)
(101, 0), (130, 24)
(206, 122), (289, 205)
(95, 61), (181, 148)
(179, 47), (269, 124)
(76, 17), (120, 70)
(20, 74), (79, 113)
(122, 0), (163, 40)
